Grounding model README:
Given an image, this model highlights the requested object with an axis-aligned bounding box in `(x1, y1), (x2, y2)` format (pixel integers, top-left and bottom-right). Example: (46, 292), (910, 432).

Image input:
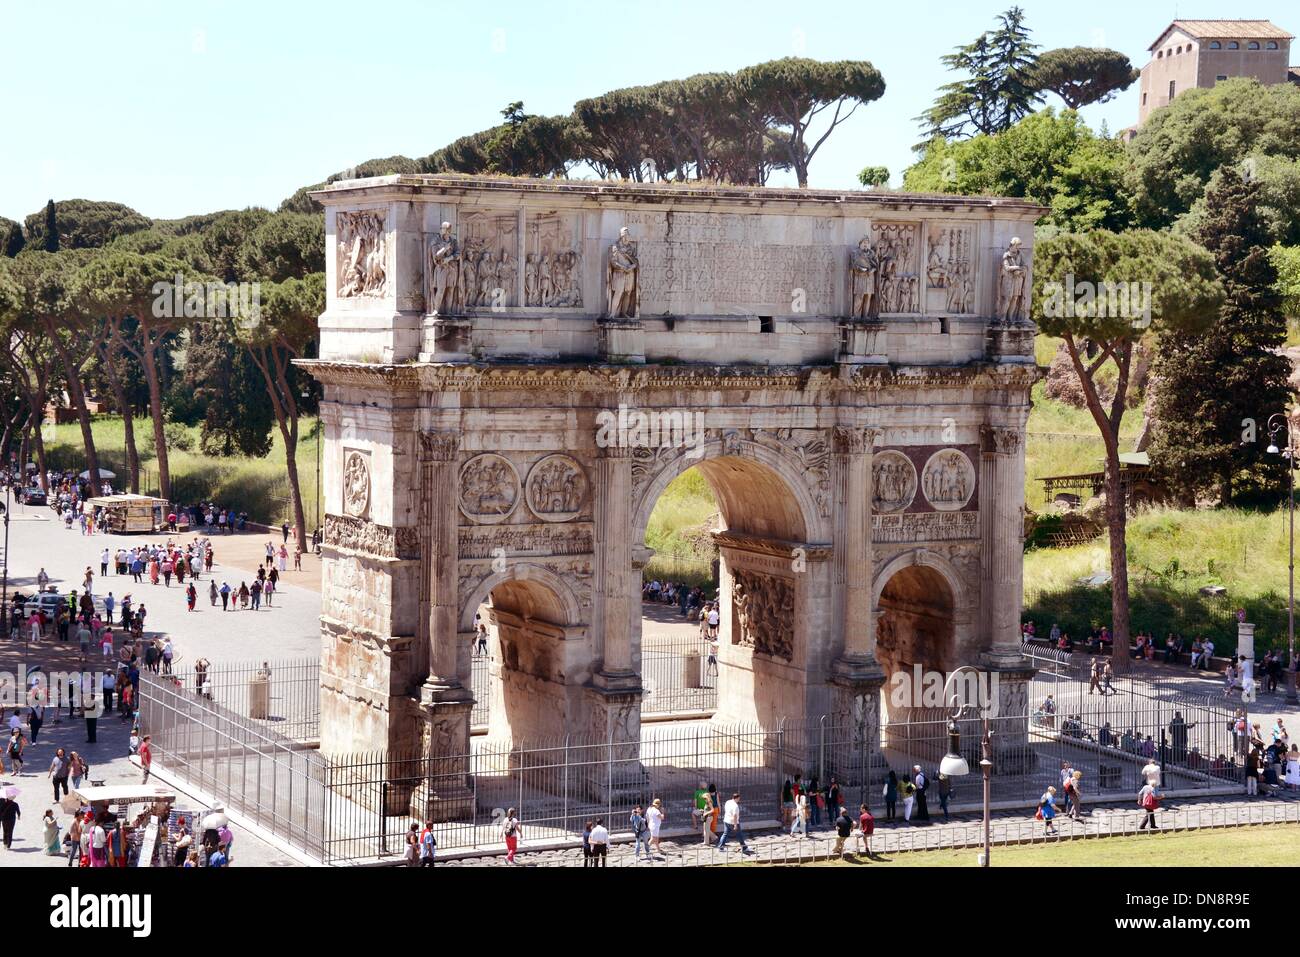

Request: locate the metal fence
(138, 647), (1244, 865)
(138, 669), (329, 860)
(164, 657), (320, 742)
(642, 634), (717, 714)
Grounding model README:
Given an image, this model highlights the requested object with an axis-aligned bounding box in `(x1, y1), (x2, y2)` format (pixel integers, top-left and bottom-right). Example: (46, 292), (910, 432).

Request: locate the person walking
(49, 748), (70, 802)
(1037, 786), (1058, 835)
(139, 735), (153, 783)
(220, 582), (231, 611)
(1138, 781), (1161, 830)
(0, 793), (19, 849)
(66, 814), (83, 867)
(186, 583), (197, 612)
(6, 728), (26, 776)
(404, 822), (420, 866)
(791, 788), (809, 838)
(630, 805), (651, 862)
(937, 773), (951, 821)
(833, 805), (854, 857)
(209, 581), (218, 607)
(901, 776), (915, 822)
(646, 797), (665, 857)
(883, 769), (898, 821)
(28, 702), (44, 744)
(698, 782), (719, 844)
(717, 792), (752, 854)
(1065, 770), (1084, 820)
(418, 820), (436, 867)
(589, 818), (609, 867)
(855, 804), (875, 857)
(912, 766), (930, 821)
(501, 808), (521, 864)
(68, 752), (87, 792)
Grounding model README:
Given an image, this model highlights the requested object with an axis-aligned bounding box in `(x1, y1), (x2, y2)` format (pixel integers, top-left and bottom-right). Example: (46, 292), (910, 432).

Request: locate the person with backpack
(418, 820), (437, 867)
(1138, 781), (1161, 830)
(501, 808), (521, 864)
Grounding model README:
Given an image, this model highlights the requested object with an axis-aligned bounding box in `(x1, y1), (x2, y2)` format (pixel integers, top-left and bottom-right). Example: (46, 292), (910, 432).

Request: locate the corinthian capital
(833, 425), (881, 455)
(980, 425), (1022, 456)
(419, 431), (461, 462)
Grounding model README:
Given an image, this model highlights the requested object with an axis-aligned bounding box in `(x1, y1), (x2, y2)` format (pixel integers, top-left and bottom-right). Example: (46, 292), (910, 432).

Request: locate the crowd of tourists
(642, 578), (710, 619)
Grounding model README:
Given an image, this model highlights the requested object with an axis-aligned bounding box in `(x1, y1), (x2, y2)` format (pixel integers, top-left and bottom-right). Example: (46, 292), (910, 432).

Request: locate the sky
(2, 0), (1296, 224)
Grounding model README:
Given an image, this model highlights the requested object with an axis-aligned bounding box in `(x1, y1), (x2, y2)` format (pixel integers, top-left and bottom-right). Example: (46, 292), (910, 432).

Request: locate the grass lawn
(42, 415), (322, 528)
(777, 823), (1297, 867)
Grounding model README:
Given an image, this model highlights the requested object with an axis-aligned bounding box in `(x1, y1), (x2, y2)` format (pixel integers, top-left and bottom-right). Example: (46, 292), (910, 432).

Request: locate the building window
(1266, 41), (1279, 50)
(1216, 75), (1228, 81)
(1157, 50), (1163, 58)
(1228, 41), (1239, 49)
(1142, 92), (1148, 105)
(1247, 41), (1260, 50)
(1176, 45), (1182, 53)
(1169, 80), (1176, 100)
(1209, 41), (1222, 49)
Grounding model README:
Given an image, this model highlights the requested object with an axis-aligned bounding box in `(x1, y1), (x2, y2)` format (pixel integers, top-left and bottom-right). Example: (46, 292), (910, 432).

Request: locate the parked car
(14, 591), (107, 621)
(19, 487), (46, 506)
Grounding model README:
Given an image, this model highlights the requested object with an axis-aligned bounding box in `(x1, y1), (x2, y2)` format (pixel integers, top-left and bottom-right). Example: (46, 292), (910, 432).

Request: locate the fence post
(818, 714), (826, 783)
(563, 735), (570, 835)
(380, 781), (389, 856)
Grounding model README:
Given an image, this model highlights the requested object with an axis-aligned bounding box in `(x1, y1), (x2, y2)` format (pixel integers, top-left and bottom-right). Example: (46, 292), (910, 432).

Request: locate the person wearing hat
(646, 797), (665, 857)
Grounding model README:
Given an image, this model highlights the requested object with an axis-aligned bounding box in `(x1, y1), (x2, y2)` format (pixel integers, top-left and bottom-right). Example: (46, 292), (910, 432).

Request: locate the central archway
(633, 441), (829, 729)
(876, 564), (956, 679)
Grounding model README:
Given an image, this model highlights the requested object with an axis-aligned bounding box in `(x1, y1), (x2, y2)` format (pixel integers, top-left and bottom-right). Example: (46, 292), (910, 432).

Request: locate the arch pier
(302, 176), (1042, 820)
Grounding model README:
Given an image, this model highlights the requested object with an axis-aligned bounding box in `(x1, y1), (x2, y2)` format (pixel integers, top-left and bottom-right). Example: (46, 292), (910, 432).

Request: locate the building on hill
(1133, 19), (1293, 127)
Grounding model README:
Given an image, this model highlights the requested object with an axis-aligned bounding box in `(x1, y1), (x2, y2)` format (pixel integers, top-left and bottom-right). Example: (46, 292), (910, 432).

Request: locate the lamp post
(938, 665), (994, 867)
(1265, 414), (1297, 706)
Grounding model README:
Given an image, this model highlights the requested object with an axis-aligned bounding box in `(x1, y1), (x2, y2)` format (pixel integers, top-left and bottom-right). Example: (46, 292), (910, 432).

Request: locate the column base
(582, 683), (644, 802)
(597, 318), (645, 364)
(418, 316), (474, 362)
(407, 684), (474, 823)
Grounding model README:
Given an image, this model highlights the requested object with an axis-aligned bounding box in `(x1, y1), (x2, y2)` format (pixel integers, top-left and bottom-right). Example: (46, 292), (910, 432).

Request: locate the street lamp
(1265, 414), (1298, 706)
(939, 666), (994, 868)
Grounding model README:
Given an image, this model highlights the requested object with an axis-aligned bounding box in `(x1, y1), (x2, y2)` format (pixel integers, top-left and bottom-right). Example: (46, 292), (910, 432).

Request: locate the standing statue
(524, 253), (539, 306)
(999, 236), (1028, 322)
(849, 238), (881, 319)
(428, 222), (460, 315)
(605, 227), (639, 319)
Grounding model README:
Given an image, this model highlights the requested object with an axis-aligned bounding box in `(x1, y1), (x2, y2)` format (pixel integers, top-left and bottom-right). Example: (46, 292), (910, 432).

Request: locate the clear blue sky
(2, 0), (1295, 223)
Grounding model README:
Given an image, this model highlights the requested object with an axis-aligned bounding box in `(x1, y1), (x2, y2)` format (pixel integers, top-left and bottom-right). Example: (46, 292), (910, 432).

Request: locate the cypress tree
(43, 199), (58, 252)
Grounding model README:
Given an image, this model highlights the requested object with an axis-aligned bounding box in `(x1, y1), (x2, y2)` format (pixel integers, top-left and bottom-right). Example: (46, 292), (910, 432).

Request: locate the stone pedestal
(837, 319), (888, 365)
(597, 318), (645, 364)
(407, 682), (475, 822)
(979, 657), (1038, 775)
(419, 316), (474, 362)
(985, 320), (1035, 363)
(582, 682), (645, 803)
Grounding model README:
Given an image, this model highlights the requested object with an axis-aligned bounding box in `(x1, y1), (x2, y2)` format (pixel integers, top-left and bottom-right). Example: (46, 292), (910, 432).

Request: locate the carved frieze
(730, 568), (795, 662)
(871, 511), (979, 543)
(458, 210), (518, 310)
(872, 450), (918, 513)
(458, 453), (520, 524)
(921, 449), (976, 511)
(337, 210), (388, 299)
(324, 513), (419, 559)
(342, 449), (372, 519)
(458, 524), (593, 560)
(525, 454), (589, 522)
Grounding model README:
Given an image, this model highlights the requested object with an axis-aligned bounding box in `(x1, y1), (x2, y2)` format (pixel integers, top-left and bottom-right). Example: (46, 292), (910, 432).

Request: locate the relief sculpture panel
(731, 568), (795, 662)
(870, 222), (919, 314)
(924, 225), (974, 315)
(458, 210), (518, 310)
(337, 210), (388, 299)
(525, 212), (583, 308)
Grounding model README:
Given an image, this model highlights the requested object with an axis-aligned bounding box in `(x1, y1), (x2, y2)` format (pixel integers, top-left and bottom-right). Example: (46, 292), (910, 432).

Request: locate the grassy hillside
(42, 416), (321, 527)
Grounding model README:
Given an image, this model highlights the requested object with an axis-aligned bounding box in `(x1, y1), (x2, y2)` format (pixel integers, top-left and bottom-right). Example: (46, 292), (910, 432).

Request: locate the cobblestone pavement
(434, 789), (1300, 867)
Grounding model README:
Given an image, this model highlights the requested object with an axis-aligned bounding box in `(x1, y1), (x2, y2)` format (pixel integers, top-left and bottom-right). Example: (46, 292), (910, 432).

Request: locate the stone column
(411, 430), (473, 821)
(831, 426), (881, 668)
(593, 442), (638, 688)
(978, 425), (1028, 668)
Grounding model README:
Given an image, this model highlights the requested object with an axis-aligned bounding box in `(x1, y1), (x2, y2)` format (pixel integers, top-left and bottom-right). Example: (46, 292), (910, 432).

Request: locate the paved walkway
(433, 789), (1300, 867)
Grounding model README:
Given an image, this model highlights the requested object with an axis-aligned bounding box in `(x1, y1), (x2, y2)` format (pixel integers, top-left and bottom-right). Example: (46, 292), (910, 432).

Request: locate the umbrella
(79, 468), (116, 480)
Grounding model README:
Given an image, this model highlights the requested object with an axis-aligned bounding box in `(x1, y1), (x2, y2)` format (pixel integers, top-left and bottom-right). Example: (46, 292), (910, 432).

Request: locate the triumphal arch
(302, 175), (1042, 811)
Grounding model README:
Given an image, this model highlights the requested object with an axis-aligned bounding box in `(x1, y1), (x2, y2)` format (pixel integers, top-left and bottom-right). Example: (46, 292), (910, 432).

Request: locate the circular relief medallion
(458, 453), (520, 524)
(872, 450), (917, 513)
(525, 454), (589, 523)
(921, 448), (975, 511)
(342, 450), (371, 518)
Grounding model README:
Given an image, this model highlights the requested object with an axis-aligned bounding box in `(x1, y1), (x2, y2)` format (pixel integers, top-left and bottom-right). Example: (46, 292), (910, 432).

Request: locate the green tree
(734, 58), (884, 188)
(904, 110), (1131, 231)
(1034, 229), (1223, 672)
(236, 212), (325, 283)
(1148, 167), (1294, 505)
(857, 165), (890, 188)
(182, 320), (274, 458)
(27, 199), (151, 250)
(1175, 155), (1300, 248)
(77, 251), (197, 501)
(237, 273), (325, 543)
(1028, 47), (1137, 109)
(1125, 79), (1300, 229)
(918, 6), (1041, 140)
(0, 217), (24, 258)
(1272, 245), (1300, 319)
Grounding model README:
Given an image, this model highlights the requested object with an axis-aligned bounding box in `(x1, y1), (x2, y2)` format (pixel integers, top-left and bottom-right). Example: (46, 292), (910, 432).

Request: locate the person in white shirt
(646, 798), (665, 857)
(588, 818), (609, 866)
(717, 791), (751, 853)
(1141, 759), (1161, 787)
(791, 790), (809, 838)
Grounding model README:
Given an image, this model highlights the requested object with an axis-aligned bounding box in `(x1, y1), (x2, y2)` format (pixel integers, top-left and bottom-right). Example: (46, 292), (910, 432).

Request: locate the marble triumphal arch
(301, 175), (1042, 817)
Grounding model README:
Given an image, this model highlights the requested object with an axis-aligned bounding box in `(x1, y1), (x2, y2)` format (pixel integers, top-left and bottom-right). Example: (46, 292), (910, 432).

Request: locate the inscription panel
(872, 511), (979, 543)
(621, 211), (839, 315)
